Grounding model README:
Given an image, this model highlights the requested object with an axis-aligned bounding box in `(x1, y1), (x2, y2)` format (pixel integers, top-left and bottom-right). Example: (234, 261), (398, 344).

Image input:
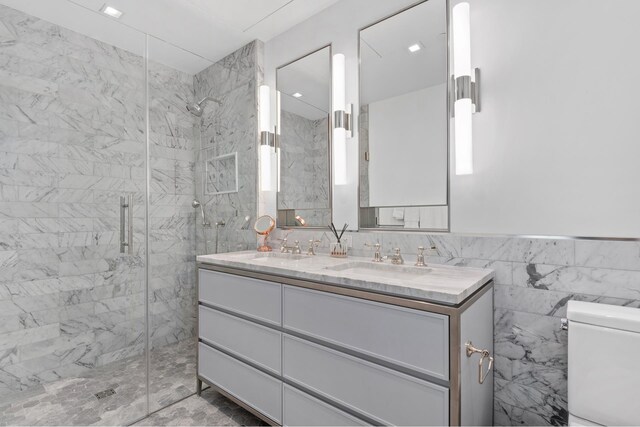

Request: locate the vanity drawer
(283, 285), (449, 380)
(283, 384), (367, 426)
(199, 305), (282, 374)
(198, 269), (281, 325)
(198, 343), (282, 423)
(283, 335), (449, 426)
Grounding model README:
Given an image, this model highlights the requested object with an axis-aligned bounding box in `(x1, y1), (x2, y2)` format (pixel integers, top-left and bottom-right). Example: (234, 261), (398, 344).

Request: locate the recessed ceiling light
(292, 92), (303, 98)
(100, 4), (123, 19)
(408, 43), (421, 53)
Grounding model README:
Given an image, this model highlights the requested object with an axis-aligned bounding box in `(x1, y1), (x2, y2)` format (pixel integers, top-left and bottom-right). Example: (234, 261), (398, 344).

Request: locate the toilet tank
(567, 301), (640, 426)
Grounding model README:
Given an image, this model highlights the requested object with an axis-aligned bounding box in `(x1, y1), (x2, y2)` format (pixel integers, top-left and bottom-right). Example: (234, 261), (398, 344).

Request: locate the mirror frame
(275, 44), (333, 229)
(357, 0), (450, 232)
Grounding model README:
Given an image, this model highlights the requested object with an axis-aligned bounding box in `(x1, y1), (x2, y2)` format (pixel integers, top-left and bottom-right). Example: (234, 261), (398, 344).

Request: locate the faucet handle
(416, 246), (426, 267)
(364, 242), (383, 262)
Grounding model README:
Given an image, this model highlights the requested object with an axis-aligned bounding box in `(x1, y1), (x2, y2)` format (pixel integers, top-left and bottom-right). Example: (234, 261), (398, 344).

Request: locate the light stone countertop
(196, 251), (494, 305)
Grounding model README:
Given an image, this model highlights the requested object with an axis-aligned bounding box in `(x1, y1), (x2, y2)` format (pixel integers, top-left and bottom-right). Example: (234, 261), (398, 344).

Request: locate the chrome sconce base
(451, 68), (481, 116)
(260, 130), (276, 148)
(333, 104), (354, 135)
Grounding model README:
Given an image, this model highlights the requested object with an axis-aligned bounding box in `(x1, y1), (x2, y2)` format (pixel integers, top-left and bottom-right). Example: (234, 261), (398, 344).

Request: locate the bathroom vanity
(196, 252), (494, 426)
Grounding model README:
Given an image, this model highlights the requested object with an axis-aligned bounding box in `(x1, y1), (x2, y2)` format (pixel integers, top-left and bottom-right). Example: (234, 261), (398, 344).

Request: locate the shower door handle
(120, 195), (133, 255)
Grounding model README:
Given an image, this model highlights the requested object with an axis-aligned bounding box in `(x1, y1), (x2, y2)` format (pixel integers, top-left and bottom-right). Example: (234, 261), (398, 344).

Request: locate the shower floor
(0, 340), (200, 426)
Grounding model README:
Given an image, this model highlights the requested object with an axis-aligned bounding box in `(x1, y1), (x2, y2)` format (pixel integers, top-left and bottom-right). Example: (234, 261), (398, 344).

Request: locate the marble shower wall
(0, 4), (197, 399)
(148, 60), (197, 349)
(193, 41), (262, 255)
(270, 227), (640, 426)
(278, 110), (330, 226)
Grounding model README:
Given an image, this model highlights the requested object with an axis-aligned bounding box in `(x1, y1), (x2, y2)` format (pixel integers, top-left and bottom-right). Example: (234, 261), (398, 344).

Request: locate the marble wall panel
(193, 40), (262, 256)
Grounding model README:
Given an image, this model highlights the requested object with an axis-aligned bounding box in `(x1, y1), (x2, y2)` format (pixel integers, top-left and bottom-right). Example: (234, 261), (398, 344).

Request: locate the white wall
(265, 0), (640, 238)
(450, 0), (640, 238)
(368, 84), (447, 207)
(263, 0), (417, 230)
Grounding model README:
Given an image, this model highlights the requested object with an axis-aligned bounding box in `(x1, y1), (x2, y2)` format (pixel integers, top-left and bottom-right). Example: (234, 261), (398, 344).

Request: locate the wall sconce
(452, 2), (479, 176)
(259, 85), (276, 191)
(275, 90), (282, 193)
(332, 53), (353, 186)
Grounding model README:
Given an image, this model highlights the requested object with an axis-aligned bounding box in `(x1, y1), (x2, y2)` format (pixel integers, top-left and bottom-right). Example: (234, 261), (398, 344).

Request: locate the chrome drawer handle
(465, 341), (493, 384)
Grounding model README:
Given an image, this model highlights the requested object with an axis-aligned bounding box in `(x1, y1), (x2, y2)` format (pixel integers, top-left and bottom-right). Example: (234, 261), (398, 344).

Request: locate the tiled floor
(135, 388), (266, 426)
(0, 341), (197, 426)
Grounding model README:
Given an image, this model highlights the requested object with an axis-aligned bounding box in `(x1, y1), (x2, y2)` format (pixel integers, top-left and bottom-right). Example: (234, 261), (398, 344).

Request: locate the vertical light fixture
(259, 85), (275, 191)
(275, 90), (282, 192)
(332, 53), (352, 186)
(452, 2), (480, 175)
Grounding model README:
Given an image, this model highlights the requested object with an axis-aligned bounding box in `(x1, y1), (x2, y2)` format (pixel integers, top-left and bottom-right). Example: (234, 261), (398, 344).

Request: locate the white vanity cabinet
(196, 265), (493, 426)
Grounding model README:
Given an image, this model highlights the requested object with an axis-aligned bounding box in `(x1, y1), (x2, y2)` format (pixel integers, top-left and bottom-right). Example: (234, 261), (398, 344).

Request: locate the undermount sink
(324, 261), (432, 280)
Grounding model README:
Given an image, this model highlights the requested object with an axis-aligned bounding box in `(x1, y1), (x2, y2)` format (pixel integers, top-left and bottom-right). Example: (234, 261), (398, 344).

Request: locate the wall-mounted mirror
(276, 45), (332, 228)
(359, 0), (448, 231)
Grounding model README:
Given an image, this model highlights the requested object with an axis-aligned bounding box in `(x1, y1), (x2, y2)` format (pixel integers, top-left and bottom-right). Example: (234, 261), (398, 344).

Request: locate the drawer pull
(465, 341), (493, 384)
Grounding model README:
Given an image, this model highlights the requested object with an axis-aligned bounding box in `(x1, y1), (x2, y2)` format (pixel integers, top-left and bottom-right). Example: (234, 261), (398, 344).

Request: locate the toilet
(567, 301), (640, 426)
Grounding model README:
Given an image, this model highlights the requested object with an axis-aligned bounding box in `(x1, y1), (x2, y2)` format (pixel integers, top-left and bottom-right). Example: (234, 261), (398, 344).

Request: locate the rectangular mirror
(276, 45), (332, 228)
(359, 0), (449, 231)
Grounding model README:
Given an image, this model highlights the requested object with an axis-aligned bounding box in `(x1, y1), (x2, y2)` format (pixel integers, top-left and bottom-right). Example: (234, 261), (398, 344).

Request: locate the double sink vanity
(195, 250), (495, 426)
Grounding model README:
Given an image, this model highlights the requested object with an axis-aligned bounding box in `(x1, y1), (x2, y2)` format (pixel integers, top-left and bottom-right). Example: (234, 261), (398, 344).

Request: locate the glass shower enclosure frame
(0, 2), (214, 424)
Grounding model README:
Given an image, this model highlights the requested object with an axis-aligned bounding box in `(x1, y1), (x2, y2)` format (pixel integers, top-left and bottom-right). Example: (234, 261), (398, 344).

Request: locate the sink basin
(324, 261), (431, 280)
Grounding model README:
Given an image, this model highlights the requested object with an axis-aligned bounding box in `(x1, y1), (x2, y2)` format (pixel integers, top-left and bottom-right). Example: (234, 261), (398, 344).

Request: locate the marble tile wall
(278, 110), (330, 226)
(270, 227), (640, 425)
(148, 59), (197, 349)
(193, 41), (262, 255)
(0, 4), (197, 398)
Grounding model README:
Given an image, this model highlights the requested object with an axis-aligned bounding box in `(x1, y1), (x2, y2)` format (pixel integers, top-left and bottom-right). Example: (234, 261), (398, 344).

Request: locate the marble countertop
(196, 251), (494, 305)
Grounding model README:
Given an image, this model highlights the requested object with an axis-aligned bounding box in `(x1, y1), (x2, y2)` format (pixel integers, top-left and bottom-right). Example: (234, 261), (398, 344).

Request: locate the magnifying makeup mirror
(254, 215), (276, 252)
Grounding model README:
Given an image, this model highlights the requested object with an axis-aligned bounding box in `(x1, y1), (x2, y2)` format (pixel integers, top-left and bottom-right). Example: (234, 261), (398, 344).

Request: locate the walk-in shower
(186, 96), (222, 116)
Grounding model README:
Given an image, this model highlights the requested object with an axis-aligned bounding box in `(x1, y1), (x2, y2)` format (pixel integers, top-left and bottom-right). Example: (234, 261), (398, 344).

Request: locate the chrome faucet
(388, 248), (404, 265)
(364, 242), (383, 262)
(280, 238), (301, 254)
(415, 246), (426, 267)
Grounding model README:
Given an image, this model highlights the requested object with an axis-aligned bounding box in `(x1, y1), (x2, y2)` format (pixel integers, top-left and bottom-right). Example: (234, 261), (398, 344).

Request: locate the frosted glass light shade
(276, 146), (281, 192)
(259, 85), (271, 133)
(453, 2), (471, 78)
(454, 99), (473, 175)
(260, 144), (273, 191)
(332, 54), (346, 112)
(333, 127), (347, 185)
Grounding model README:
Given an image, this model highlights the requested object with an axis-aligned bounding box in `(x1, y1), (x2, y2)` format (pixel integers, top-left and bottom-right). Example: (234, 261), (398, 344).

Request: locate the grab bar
(120, 195), (133, 254)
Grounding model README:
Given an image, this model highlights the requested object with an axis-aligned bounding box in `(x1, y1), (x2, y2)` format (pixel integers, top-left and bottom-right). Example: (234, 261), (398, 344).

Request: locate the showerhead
(191, 199), (201, 209)
(186, 96), (222, 117)
(186, 102), (204, 117)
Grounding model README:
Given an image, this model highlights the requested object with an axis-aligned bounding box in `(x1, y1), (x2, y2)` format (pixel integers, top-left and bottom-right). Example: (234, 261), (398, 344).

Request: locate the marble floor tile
(0, 340), (196, 426)
(134, 388), (266, 427)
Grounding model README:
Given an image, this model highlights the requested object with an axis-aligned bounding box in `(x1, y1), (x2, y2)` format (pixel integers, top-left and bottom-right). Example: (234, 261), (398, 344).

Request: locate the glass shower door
(146, 36), (214, 413)
(0, 2), (148, 425)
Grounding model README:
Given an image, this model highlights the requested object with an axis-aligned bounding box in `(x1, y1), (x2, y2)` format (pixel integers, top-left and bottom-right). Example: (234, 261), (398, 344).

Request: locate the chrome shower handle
(465, 341), (493, 384)
(120, 195), (133, 255)
(127, 194), (133, 255)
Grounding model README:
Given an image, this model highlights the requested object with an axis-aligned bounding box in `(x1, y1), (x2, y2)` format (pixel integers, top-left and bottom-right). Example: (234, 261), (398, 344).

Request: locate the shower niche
(206, 151), (239, 195)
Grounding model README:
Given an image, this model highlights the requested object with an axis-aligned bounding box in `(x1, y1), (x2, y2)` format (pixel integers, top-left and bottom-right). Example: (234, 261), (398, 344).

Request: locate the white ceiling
(278, 46), (331, 121)
(360, 0), (447, 105)
(0, 0), (340, 74)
